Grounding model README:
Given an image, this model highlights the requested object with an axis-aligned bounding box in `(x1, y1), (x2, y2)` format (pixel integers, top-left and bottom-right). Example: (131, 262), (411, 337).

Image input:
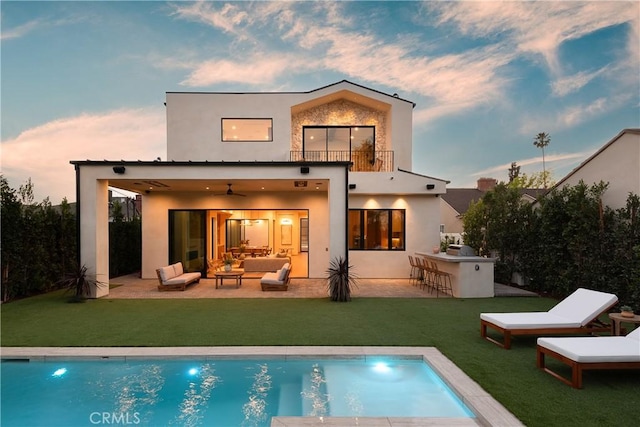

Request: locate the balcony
(290, 150), (394, 172)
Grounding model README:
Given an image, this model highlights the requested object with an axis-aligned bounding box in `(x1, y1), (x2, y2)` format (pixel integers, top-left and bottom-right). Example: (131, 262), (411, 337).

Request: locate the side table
(608, 312), (640, 336)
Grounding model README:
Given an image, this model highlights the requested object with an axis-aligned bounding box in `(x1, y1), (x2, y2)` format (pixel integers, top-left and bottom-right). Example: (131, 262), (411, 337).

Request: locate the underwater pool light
(52, 368), (67, 377)
(373, 362), (391, 373)
(188, 368), (199, 376)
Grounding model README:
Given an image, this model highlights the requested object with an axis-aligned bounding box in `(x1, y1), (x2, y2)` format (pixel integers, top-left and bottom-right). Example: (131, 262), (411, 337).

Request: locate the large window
(302, 126), (374, 163)
(349, 209), (405, 250)
(222, 118), (273, 141)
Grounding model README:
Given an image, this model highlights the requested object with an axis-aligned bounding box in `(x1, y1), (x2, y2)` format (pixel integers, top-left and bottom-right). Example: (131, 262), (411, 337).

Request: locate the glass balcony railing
(289, 150), (394, 172)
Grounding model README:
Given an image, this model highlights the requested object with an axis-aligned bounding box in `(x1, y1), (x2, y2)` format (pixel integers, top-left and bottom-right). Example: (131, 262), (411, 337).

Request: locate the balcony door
(302, 126), (374, 166)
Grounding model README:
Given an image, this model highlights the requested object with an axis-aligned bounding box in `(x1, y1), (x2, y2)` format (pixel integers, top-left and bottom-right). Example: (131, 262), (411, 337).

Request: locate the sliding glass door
(169, 210), (206, 274)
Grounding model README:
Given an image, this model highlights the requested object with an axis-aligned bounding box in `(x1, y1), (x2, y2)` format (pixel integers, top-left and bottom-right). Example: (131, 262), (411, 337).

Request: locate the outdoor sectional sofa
(243, 256), (290, 272)
(155, 262), (201, 291)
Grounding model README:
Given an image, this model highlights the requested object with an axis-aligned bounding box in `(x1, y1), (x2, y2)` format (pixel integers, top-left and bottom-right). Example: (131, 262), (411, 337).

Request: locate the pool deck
(1, 346), (523, 427)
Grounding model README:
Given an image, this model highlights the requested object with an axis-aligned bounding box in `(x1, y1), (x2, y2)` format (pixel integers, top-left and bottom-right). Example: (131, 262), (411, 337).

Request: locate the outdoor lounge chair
(536, 327), (640, 388)
(260, 262), (291, 291)
(480, 288), (618, 349)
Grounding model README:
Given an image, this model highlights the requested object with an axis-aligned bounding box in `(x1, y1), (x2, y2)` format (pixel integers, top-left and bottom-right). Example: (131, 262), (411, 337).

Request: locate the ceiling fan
(214, 183), (246, 197)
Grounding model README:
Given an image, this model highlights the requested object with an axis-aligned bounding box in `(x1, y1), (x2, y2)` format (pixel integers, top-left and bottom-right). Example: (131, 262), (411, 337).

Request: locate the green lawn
(2, 291), (639, 426)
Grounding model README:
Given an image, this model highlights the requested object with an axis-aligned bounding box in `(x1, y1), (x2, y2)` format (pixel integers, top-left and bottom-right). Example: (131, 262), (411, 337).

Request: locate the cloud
(470, 151), (593, 184)
(0, 19), (41, 40)
(520, 92), (634, 135)
(427, 1), (637, 75)
(169, 1), (250, 36)
(180, 54), (317, 86)
(1, 108), (165, 203)
(550, 67), (608, 97)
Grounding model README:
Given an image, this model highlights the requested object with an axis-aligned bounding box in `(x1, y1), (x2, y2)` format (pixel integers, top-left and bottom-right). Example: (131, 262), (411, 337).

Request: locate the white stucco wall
(557, 131), (639, 209)
(77, 167), (114, 298)
(166, 81), (415, 170)
(348, 194), (440, 278)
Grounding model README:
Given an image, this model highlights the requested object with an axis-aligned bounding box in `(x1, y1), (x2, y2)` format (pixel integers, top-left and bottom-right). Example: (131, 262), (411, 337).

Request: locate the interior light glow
(52, 368), (67, 377)
(373, 362), (391, 373)
(188, 368), (198, 376)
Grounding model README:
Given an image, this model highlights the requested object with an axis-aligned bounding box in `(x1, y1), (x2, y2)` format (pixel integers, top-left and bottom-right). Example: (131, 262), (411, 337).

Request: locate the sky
(1, 0), (639, 203)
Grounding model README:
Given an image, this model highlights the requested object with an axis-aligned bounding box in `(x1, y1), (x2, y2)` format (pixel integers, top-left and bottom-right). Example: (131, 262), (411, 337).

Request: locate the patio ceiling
(108, 178), (330, 195)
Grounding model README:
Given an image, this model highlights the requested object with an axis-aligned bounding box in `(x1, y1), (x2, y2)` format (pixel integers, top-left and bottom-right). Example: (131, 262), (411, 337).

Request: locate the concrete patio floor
(107, 274), (537, 299)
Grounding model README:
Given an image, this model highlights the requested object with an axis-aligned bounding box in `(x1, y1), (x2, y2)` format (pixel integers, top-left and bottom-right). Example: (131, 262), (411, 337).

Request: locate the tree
(508, 171), (555, 190)
(508, 162), (520, 183)
(533, 132), (551, 188)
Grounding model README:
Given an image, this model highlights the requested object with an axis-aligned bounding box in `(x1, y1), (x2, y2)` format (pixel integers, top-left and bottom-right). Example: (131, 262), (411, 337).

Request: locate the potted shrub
(326, 256), (357, 302)
(620, 305), (635, 318)
(56, 264), (106, 302)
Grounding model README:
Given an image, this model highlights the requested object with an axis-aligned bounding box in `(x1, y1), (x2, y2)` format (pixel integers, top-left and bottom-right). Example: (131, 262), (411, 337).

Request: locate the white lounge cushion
(481, 288), (617, 329)
(538, 328), (640, 363)
(158, 265), (176, 282)
(480, 312), (581, 329)
(162, 272), (201, 286)
(548, 288), (618, 326)
(173, 262), (184, 276)
(261, 272), (283, 285)
(277, 263), (290, 281)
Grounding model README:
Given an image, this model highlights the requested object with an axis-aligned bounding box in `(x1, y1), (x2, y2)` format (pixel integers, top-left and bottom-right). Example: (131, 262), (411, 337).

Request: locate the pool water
(1, 358), (475, 426)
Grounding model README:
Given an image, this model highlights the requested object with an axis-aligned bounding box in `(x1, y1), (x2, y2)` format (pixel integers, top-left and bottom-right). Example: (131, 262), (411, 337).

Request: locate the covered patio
(107, 274), (533, 299)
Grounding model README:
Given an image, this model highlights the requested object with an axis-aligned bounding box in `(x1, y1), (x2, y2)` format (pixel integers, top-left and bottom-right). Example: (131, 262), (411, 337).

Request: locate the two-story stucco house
(72, 81), (448, 297)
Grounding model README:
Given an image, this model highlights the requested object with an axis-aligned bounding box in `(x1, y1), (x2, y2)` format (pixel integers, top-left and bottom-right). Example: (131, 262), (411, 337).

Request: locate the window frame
(348, 208), (405, 251)
(221, 118), (273, 142)
(302, 125), (375, 160)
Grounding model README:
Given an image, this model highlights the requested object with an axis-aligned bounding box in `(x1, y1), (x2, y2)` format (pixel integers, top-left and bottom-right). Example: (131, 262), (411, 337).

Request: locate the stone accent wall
(291, 100), (387, 151)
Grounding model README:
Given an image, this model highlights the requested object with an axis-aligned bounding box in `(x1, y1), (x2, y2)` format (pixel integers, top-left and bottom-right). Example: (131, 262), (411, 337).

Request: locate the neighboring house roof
(550, 128), (640, 192)
(441, 188), (485, 216)
(522, 189), (545, 200)
(442, 187), (544, 216)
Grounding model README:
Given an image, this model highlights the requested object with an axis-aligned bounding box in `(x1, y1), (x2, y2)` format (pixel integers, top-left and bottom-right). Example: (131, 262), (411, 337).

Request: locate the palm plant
(533, 132), (551, 188)
(326, 256), (357, 302)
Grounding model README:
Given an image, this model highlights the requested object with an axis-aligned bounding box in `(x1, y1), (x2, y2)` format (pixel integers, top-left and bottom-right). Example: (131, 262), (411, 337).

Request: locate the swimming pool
(0, 347), (523, 426)
(1, 357), (473, 426)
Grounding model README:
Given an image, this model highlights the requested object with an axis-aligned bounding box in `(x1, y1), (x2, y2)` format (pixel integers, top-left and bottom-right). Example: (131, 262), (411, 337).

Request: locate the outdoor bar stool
(413, 256), (426, 288)
(416, 257), (433, 291)
(430, 261), (453, 297)
(408, 255), (420, 286)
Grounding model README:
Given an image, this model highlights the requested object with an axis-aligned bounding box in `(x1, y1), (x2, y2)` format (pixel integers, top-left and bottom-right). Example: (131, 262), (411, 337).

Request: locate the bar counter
(415, 252), (496, 298)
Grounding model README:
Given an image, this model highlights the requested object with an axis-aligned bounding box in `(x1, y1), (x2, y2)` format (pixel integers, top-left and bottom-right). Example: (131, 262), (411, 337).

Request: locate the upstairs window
(222, 118), (273, 142)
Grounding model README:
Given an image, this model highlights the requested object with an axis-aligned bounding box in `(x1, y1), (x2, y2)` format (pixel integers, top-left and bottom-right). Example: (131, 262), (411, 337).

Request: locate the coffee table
(214, 271), (244, 289)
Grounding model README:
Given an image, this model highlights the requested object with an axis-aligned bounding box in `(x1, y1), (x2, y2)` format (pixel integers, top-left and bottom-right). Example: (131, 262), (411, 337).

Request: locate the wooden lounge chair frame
(536, 344), (640, 389)
(480, 316), (612, 349)
(481, 288), (618, 349)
